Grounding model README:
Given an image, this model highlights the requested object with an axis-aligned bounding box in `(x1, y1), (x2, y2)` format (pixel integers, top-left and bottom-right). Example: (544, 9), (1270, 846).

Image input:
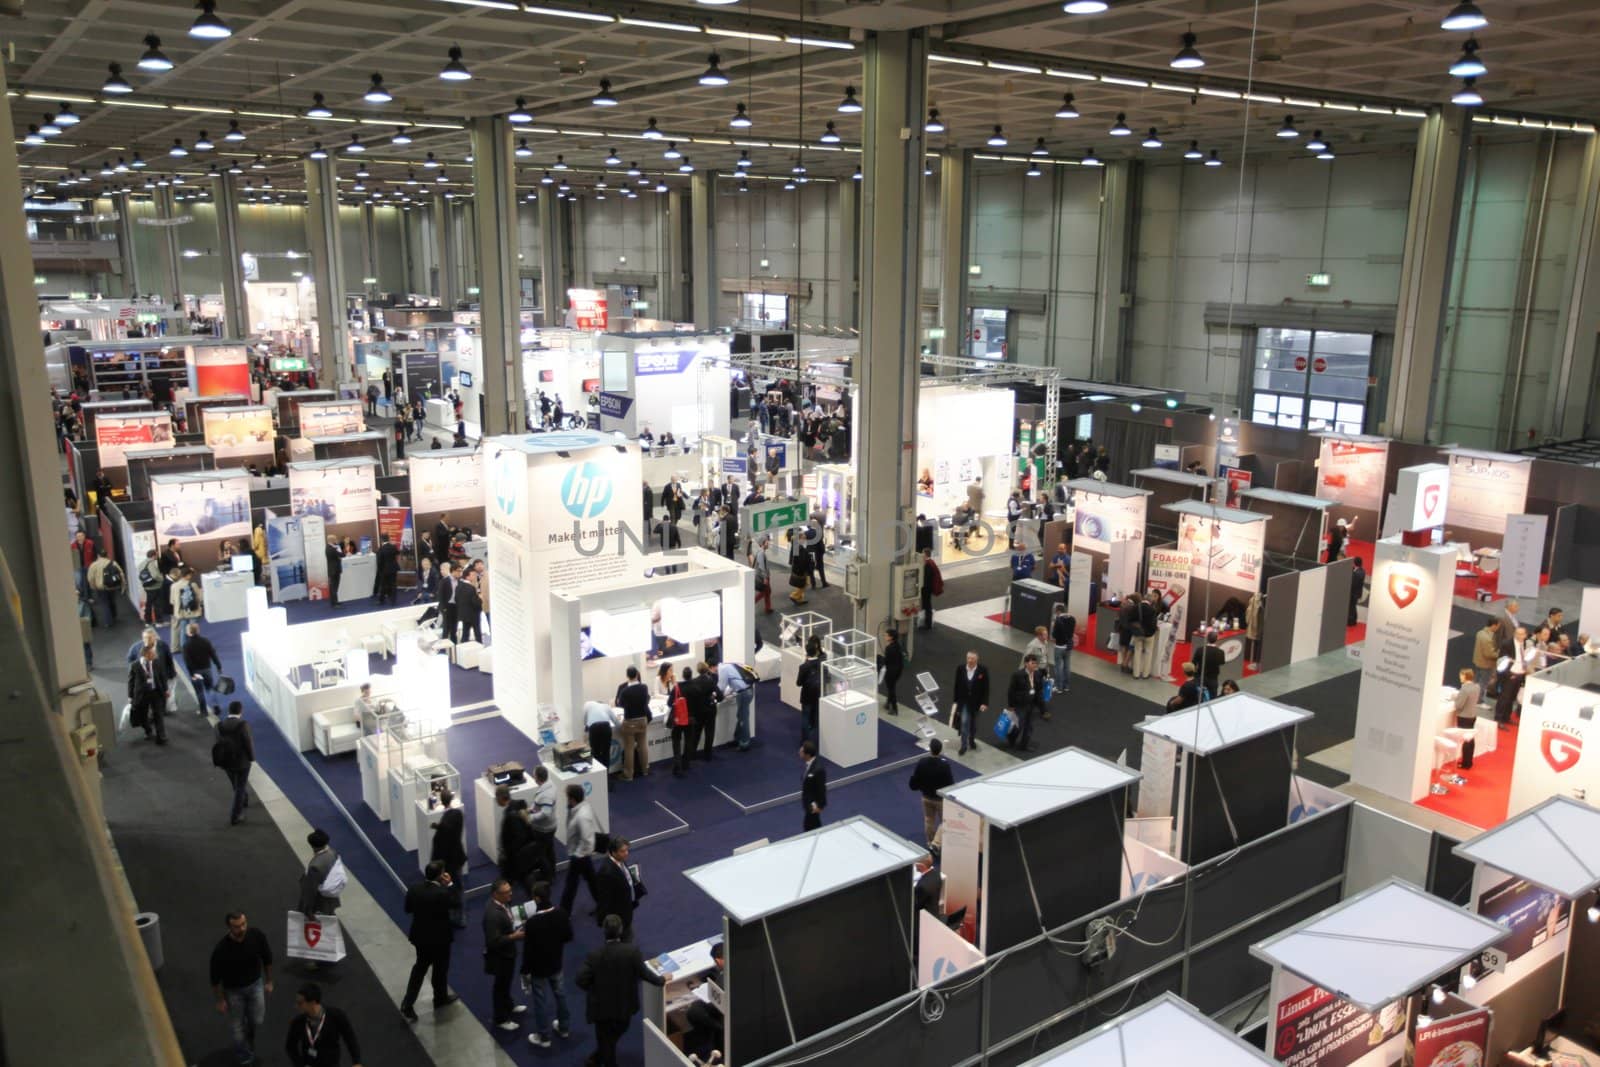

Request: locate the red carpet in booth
(1415, 724), (1518, 830)
(1350, 536), (1550, 604)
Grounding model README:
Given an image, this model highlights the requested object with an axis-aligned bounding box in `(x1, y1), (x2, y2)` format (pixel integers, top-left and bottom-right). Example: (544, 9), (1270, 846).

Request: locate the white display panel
(297, 400), (367, 439)
(1507, 682), (1600, 816)
(202, 405), (275, 465)
(1350, 539), (1457, 802)
(1173, 511), (1266, 595)
(288, 459), (379, 560)
(152, 469), (254, 566)
(1315, 437), (1389, 515)
(1496, 513), (1547, 597)
(1072, 489), (1147, 557)
(1393, 463), (1449, 533)
(1446, 450), (1531, 535)
(95, 410), (175, 488)
(915, 384), (1017, 516)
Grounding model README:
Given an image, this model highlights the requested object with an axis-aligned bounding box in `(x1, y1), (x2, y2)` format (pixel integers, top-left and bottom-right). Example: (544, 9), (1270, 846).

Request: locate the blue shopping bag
(994, 708), (1017, 742)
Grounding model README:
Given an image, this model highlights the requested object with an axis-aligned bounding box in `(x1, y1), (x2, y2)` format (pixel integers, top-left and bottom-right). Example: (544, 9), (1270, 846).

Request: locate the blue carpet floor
(199, 595), (970, 1066)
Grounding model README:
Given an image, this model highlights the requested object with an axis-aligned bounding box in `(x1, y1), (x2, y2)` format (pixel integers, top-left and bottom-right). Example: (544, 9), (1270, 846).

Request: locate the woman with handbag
(787, 535), (812, 605)
(669, 667), (694, 777)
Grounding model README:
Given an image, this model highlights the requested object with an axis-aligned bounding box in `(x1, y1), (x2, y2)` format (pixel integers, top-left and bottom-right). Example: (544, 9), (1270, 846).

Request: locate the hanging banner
(1410, 1008), (1490, 1067)
(151, 470), (253, 567)
(1446, 452), (1531, 536)
(300, 513), (330, 601)
(1316, 438), (1389, 515)
(192, 345), (252, 397)
(265, 509), (307, 602)
(1496, 514), (1546, 598)
(297, 400), (366, 439)
(95, 410), (174, 489)
(1146, 547), (1192, 664)
(568, 288), (608, 330)
(1268, 970), (1405, 1067)
(288, 459), (378, 574)
(203, 405), (276, 466)
(377, 506), (416, 585)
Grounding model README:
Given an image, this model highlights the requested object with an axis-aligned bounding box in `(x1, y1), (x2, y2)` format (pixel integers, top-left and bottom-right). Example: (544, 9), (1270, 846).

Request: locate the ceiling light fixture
(1171, 29), (1205, 69)
(627, 162), (642, 176)
(508, 98), (533, 124)
(39, 116), (61, 137)
(1305, 130), (1327, 152)
(193, 130), (214, 150)
(1184, 140), (1203, 160)
(699, 53), (729, 86)
(308, 142), (328, 160)
(1450, 38), (1486, 78)
(1441, 1), (1488, 31)
(102, 63), (133, 95)
(1452, 77), (1484, 106)
(592, 79), (618, 106)
(224, 119), (246, 142)
(364, 73), (392, 103)
(307, 93), (332, 119)
(169, 138), (188, 157)
(514, 139), (533, 158)
(1031, 137), (1049, 156)
(730, 103), (752, 129)
(188, 0), (233, 40)
(605, 147), (622, 165)
(852, 167), (863, 180)
(423, 151), (440, 168)
(1109, 112), (1131, 136)
(820, 121), (841, 143)
(540, 171), (554, 185)
(925, 108), (946, 133)
(139, 34), (174, 71)
(131, 152), (147, 169)
(355, 161), (370, 177)
(1026, 161), (1042, 177)
(345, 134), (365, 153)
(22, 126), (44, 146)
(837, 86), (862, 113)
(228, 160), (243, 174)
(1277, 114), (1299, 138)
(439, 45), (471, 81)
(1062, 0), (1109, 12)
(1317, 142), (1335, 160)
(679, 158), (694, 173)
(114, 158), (130, 173)
(391, 127), (413, 145)
(663, 141), (682, 159)
(642, 117), (663, 139)
(1082, 147), (1101, 166)
(987, 124), (1008, 147)
(54, 104), (80, 127)
(735, 151), (751, 169)
(1142, 128), (1163, 148)
(1205, 148), (1223, 167)
(553, 154), (568, 170)
(1055, 93), (1079, 119)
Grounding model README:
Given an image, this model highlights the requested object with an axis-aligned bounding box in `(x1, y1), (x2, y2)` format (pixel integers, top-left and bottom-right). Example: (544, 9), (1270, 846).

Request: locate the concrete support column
(303, 156), (351, 386)
(1548, 134), (1600, 440)
(154, 185), (183, 309)
(114, 191), (140, 298)
(1093, 160), (1137, 381)
(399, 205), (415, 294)
(666, 188), (688, 322)
(852, 29), (928, 636)
(1386, 108), (1469, 441)
(434, 194), (459, 308)
(936, 149), (969, 360)
(690, 170), (719, 330)
(568, 196), (589, 290)
(211, 173), (249, 337)
(470, 115), (525, 436)
(838, 176), (860, 331)
(537, 191), (566, 326)
(360, 202), (378, 299)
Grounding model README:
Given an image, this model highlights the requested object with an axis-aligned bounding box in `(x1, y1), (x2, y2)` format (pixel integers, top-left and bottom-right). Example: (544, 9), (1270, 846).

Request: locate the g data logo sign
(1387, 570), (1421, 610)
(561, 461), (614, 519)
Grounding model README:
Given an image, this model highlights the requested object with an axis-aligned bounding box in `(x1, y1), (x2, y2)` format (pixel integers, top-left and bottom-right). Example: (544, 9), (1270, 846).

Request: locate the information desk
(1009, 578), (1061, 635)
(642, 936), (722, 1049)
(473, 775), (541, 861)
(202, 570), (255, 623)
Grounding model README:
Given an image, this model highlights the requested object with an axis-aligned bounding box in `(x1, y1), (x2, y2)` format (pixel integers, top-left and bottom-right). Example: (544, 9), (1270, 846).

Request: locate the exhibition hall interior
(13, 0), (1600, 1065)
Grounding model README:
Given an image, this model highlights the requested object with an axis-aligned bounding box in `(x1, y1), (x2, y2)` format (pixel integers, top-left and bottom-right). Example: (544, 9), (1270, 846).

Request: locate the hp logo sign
(494, 453), (522, 516)
(561, 461), (614, 519)
(855, 710), (868, 726)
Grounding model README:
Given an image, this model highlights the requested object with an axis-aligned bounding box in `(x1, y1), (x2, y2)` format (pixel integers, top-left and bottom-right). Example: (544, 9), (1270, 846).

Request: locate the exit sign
(1306, 272), (1332, 287)
(746, 498), (809, 535)
(271, 356), (308, 371)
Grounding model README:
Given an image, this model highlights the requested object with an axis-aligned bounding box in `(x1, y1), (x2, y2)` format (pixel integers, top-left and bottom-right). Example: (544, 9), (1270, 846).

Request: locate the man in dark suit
(324, 537), (343, 608)
(1005, 654), (1046, 752)
(435, 560), (458, 642)
(454, 572), (483, 644)
(591, 837), (641, 939)
(429, 795), (468, 925)
(374, 533), (399, 605)
(433, 513), (453, 569)
(399, 862), (458, 1022)
(949, 651), (990, 756)
(913, 854), (942, 918)
(1191, 630), (1225, 697)
(128, 642), (171, 744)
(482, 879), (524, 1029)
(908, 738), (954, 848)
(576, 913), (665, 1067)
(800, 740), (827, 830)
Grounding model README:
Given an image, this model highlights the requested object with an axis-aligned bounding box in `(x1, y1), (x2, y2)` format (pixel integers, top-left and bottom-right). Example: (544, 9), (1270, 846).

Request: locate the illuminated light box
(660, 593), (722, 643)
(588, 606), (652, 656)
(344, 649), (371, 686)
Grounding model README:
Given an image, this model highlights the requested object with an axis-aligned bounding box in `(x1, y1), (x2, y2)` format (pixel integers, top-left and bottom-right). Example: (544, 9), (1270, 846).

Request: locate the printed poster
(377, 506), (416, 587)
(151, 471), (253, 565)
(288, 460), (378, 570)
(203, 406), (275, 464)
(298, 400), (366, 439)
(1072, 490), (1147, 556)
(1410, 1007), (1490, 1067)
(1174, 512), (1266, 594)
(95, 410), (174, 486)
(1317, 438), (1389, 514)
(1146, 547), (1191, 663)
(1446, 452), (1530, 536)
(1270, 970), (1405, 1067)
(1474, 874), (1569, 966)
(266, 510), (307, 602)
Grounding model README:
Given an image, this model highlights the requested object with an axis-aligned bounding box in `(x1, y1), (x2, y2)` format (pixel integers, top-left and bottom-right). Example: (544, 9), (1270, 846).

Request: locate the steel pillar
(1548, 134), (1600, 440)
(838, 176), (860, 331)
(153, 185), (183, 309)
(113, 191), (140, 298)
(936, 148), (969, 361)
(1093, 160), (1137, 381)
(691, 170), (719, 329)
(537, 190), (566, 326)
(212, 172), (249, 337)
(434, 193), (459, 308)
(303, 156), (351, 386)
(852, 29), (927, 636)
(470, 115), (525, 435)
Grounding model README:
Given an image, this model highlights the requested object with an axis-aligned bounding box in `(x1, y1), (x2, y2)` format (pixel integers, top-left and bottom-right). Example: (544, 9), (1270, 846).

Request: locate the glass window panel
(1336, 402), (1364, 424)
(1258, 327), (1312, 354)
(1308, 399), (1337, 420)
(1277, 413), (1302, 429)
(1278, 395), (1304, 417)
(1253, 393), (1279, 413)
(1309, 375), (1367, 401)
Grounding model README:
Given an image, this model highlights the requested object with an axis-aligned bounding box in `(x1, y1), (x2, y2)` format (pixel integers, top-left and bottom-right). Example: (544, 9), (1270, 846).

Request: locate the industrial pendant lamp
(169, 138), (188, 157)
(1183, 140), (1203, 160)
(224, 119), (246, 142)
(307, 142), (328, 160)
(355, 161), (370, 178)
(925, 108), (946, 133)
(423, 151), (440, 168)
(1449, 38), (1486, 78)
(699, 54), (729, 87)
(307, 93), (332, 119)
(1055, 93), (1079, 119)
(1205, 149), (1223, 167)
(387, 128), (411, 146)
(193, 130), (214, 150)
(1062, 0), (1109, 12)
(730, 103), (753, 129)
(439, 46), (471, 81)
(1026, 161), (1042, 177)
(102, 63), (134, 94)
(189, 0), (233, 39)
(508, 98), (533, 124)
(553, 155), (569, 170)
(1109, 112), (1131, 136)
(663, 141), (682, 160)
(1441, 1), (1487, 31)
(39, 114), (61, 137)
(820, 121), (841, 143)
(1452, 77), (1484, 106)
(641, 117), (663, 139)
(1276, 114), (1299, 138)
(604, 148), (622, 165)
(592, 79), (618, 106)
(735, 150), (752, 169)
(55, 103), (80, 126)
(1304, 130), (1327, 152)
(22, 125), (44, 146)
(627, 161), (642, 176)
(1170, 30), (1204, 69)
(364, 73), (392, 103)
(515, 139), (533, 158)
(139, 34), (174, 71)
(540, 171), (554, 185)
(837, 86), (862, 113)
(344, 134), (366, 153)
(1142, 128), (1163, 149)
(986, 124), (1007, 147)
(679, 158), (694, 173)
(1031, 137), (1049, 156)
(1081, 147), (1101, 166)
(1317, 142), (1335, 161)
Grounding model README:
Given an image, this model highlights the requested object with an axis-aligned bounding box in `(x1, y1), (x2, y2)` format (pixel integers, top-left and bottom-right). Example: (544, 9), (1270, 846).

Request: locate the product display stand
(472, 774), (542, 860)
(819, 652), (878, 767)
(778, 610), (832, 711)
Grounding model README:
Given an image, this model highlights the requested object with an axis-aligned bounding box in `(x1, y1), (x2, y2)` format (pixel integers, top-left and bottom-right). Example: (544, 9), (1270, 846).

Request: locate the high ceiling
(6, 0), (1596, 201)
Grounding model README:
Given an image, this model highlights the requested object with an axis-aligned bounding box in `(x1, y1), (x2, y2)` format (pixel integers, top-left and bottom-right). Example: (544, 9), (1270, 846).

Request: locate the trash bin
(135, 911), (162, 971)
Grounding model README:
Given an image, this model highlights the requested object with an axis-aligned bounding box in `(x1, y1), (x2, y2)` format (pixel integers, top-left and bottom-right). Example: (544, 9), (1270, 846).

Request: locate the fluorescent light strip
(1359, 104), (1393, 114)
(1151, 81), (1196, 93)
(1100, 75), (1149, 88)
(930, 54), (984, 67)
(1244, 92), (1282, 104)
(707, 28), (783, 41)
(523, 5), (616, 21)
(619, 17), (701, 31)
(692, 137), (733, 145)
(1047, 68), (1097, 81)
(989, 61), (1042, 74)
(559, 128), (603, 136)
(786, 36), (853, 49)
(102, 99), (170, 110)
(1322, 102), (1360, 112)
(1396, 108), (1427, 119)
(1284, 97), (1322, 108)
(1196, 87), (1241, 99)
(438, 0), (518, 8)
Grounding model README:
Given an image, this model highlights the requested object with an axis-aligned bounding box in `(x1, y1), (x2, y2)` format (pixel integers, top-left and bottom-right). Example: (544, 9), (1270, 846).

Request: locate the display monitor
(457, 370), (473, 388)
(230, 554), (253, 573)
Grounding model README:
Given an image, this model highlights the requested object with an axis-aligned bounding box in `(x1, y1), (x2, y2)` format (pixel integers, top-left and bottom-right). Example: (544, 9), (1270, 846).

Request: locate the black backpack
(101, 562), (124, 591)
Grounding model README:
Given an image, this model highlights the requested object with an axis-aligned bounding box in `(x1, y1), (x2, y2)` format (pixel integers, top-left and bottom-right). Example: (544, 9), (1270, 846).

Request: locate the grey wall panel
(1320, 558), (1355, 653)
(1260, 571), (1299, 672)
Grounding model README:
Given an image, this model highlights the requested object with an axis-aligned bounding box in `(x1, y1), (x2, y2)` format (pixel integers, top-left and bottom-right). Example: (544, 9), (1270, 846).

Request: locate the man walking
(908, 738), (955, 849)
(215, 701), (255, 825)
(375, 533), (399, 605)
(483, 878), (526, 1030)
(170, 566), (203, 650)
(1006, 653), (1046, 752)
(801, 740), (827, 830)
(324, 538), (343, 608)
(879, 627), (904, 716)
(399, 861), (458, 1022)
(575, 914), (664, 1067)
(284, 984), (362, 1067)
(749, 534), (773, 614)
(454, 570), (484, 644)
(592, 836), (643, 939)
(86, 550), (123, 628)
(210, 911), (273, 1065)
(521, 881), (574, 1048)
(559, 784), (601, 915)
(129, 642), (172, 745)
(435, 560), (458, 642)
(920, 548), (941, 630)
(949, 651), (990, 756)
(1050, 603), (1075, 696)
(297, 829), (345, 925)
(184, 621), (224, 717)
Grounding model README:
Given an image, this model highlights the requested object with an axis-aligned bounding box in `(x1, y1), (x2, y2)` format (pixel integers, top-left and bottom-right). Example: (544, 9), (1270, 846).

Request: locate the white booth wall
(914, 384), (1016, 517)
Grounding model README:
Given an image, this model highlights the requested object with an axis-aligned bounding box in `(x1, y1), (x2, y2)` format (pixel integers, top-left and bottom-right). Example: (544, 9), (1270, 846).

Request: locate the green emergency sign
(747, 499), (809, 535)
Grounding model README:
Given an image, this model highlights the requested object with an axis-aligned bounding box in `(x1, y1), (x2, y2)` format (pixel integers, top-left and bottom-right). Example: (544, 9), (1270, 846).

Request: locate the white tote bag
(285, 910), (347, 963)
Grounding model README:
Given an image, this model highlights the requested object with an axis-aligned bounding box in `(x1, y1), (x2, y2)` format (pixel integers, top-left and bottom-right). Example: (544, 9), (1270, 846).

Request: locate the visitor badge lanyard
(304, 1013), (326, 1057)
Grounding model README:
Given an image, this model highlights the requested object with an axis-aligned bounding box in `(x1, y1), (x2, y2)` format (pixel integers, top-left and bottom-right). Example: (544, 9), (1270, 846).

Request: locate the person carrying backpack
(87, 553), (124, 628)
(213, 701), (255, 825)
(138, 549), (165, 624)
(170, 566), (203, 650)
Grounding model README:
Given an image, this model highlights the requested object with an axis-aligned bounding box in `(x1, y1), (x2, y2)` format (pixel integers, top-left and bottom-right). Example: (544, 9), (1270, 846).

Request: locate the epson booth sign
(634, 350), (697, 376)
(597, 392), (632, 419)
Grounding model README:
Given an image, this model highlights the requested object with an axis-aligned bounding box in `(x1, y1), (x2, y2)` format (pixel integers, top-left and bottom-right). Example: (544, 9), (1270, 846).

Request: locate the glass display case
(779, 610), (832, 652)
(390, 759), (459, 851)
(364, 702), (405, 737)
(827, 628), (877, 666)
(823, 655), (877, 705)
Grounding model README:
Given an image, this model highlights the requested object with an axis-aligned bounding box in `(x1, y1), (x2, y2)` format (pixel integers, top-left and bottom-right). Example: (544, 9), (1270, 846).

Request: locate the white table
(473, 775), (541, 860)
(819, 689), (878, 767)
(602, 696), (753, 772)
(202, 570), (254, 623)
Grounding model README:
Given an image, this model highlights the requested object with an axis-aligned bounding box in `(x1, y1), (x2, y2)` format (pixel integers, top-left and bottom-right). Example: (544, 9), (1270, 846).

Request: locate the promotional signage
(288, 459), (378, 582)
(597, 391), (633, 419)
(192, 345), (251, 396)
(1269, 971), (1404, 1067)
(1174, 512), (1266, 594)
(408, 449), (485, 556)
(203, 405), (275, 465)
(95, 410), (175, 489)
(568, 288), (608, 330)
(1152, 443), (1182, 471)
(1507, 683), (1600, 815)
(1496, 514), (1546, 598)
(1316, 438), (1389, 515)
(1146, 547), (1191, 662)
(1475, 874), (1569, 966)
(1411, 1008), (1490, 1067)
(1392, 464), (1449, 534)
(265, 510), (308, 601)
(151, 470), (253, 566)
(745, 498), (809, 536)
(1072, 490), (1147, 557)
(1446, 451), (1531, 536)
(916, 911), (986, 989)
(298, 400), (366, 440)
(1221, 466), (1253, 507)
(1351, 540), (1457, 802)
(377, 507), (415, 585)
(721, 457), (748, 476)
(938, 798), (982, 945)
(634, 349), (698, 377)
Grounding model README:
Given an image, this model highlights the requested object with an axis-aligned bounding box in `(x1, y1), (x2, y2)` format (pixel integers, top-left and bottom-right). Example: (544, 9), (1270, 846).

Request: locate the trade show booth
(94, 408), (174, 492)
(295, 399), (367, 439)
(407, 448), (486, 560)
(150, 469), (254, 571)
(1161, 500), (1269, 638)
(915, 383), (1017, 563)
(275, 389), (337, 433)
(1314, 433), (1389, 537)
(1508, 654), (1600, 817)
(595, 335), (732, 443)
(202, 404), (276, 470)
(286, 458), (380, 597)
(1065, 478), (1149, 595)
(125, 445), (215, 502)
